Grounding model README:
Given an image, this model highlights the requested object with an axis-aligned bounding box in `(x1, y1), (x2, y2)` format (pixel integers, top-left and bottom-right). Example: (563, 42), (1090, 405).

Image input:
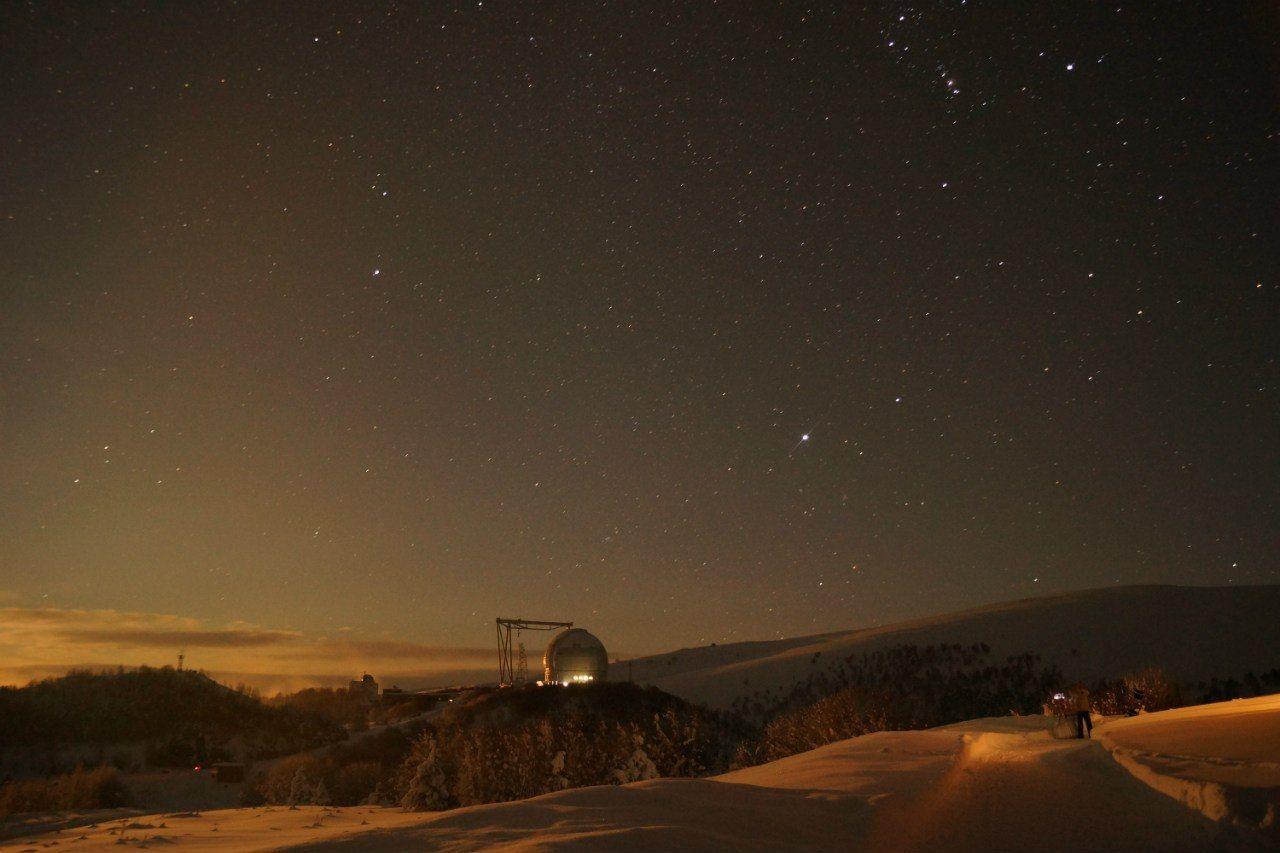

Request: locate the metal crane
(495, 617), (572, 685)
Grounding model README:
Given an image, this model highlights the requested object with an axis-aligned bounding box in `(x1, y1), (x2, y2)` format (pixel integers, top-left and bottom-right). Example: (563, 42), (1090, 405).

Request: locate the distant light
(372, 269), (381, 276)
(801, 434), (810, 441)
(1066, 63), (1075, 71)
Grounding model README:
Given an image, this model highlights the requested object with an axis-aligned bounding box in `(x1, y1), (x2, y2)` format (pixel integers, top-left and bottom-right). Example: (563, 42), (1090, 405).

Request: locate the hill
(622, 584), (1280, 709)
(228, 681), (740, 812)
(0, 667), (344, 775)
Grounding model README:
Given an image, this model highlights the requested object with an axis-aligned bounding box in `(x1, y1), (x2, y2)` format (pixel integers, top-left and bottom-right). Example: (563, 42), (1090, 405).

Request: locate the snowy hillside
(1100, 693), (1280, 831)
(5, 697), (1274, 851)
(622, 584), (1280, 709)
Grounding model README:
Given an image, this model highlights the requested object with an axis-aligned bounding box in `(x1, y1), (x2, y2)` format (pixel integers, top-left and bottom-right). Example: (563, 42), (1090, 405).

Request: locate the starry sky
(1, 2), (1276, 686)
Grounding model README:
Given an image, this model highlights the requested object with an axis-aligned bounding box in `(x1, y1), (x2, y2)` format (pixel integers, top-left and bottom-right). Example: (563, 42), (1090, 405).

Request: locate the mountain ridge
(622, 584), (1280, 709)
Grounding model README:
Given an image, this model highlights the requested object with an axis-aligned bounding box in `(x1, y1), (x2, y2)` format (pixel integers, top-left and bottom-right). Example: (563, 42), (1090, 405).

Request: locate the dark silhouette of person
(1068, 682), (1093, 738)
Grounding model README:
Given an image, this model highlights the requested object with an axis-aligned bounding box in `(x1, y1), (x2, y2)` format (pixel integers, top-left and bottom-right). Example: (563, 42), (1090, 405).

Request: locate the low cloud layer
(0, 606), (495, 694)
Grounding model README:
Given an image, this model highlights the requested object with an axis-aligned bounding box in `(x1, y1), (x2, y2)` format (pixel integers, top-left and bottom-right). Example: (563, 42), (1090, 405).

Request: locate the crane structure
(496, 617), (572, 685)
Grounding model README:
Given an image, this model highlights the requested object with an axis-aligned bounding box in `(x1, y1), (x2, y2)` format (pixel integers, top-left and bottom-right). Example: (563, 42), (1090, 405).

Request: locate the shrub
(239, 776), (267, 807)
(1196, 668), (1280, 703)
(730, 644), (1062, 765)
(1124, 667), (1180, 712)
(744, 688), (905, 764)
(330, 761), (382, 807)
(247, 720), (434, 808)
(1092, 667), (1182, 715)
(267, 687), (370, 730)
(376, 702), (424, 725)
(0, 766), (129, 817)
(259, 754), (325, 805)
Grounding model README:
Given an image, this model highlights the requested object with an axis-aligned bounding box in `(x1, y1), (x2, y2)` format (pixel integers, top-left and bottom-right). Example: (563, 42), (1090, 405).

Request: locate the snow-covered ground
(4, 697), (1274, 852)
(1098, 693), (1280, 832)
(622, 584), (1280, 710)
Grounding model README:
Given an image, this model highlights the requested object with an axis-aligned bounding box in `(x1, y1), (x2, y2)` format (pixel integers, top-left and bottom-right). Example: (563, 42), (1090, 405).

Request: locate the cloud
(0, 606), (496, 692)
(279, 639), (493, 662)
(62, 628), (301, 648)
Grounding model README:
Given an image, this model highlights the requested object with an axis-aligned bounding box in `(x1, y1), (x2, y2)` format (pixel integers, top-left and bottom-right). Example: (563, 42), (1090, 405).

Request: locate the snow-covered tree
(287, 767), (313, 806)
(401, 738), (450, 811)
(549, 750), (569, 790)
(613, 746), (659, 784)
(604, 723), (658, 784)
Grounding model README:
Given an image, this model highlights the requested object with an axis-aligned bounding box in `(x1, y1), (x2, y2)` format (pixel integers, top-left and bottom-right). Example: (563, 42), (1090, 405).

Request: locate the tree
(401, 738), (450, 811)
(288, 767), (313, 806)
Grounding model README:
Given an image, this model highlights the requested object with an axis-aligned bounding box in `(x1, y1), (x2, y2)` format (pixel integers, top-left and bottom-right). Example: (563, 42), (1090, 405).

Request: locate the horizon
(6, 579), (1275, 693)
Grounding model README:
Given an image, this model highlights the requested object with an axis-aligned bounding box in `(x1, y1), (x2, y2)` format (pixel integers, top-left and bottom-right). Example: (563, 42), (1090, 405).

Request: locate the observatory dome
(543, 628), (608, 685)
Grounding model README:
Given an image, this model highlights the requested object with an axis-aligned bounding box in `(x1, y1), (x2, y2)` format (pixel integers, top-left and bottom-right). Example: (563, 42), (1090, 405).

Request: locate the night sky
(1, 2), (1276, 682)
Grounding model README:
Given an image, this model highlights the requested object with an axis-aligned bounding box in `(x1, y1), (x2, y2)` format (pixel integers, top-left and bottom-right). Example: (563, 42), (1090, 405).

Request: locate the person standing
(1068, 682), (1093, 738)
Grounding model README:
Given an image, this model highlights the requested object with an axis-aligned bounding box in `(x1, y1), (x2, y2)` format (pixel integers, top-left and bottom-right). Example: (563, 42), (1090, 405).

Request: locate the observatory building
(543, 628), (608, 685)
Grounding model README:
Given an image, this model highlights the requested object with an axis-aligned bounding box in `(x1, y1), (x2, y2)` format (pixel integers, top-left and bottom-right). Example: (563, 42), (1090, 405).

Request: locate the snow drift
(1099, 693), (1280, 833)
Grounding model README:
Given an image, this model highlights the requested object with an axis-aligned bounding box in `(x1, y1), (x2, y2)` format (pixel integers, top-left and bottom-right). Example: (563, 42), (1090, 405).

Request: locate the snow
(1098, 694), (1280, 831)
(5, 698), (1274, 851)
(622, 584), (1280, 710)
(639, 585), (1280, 710)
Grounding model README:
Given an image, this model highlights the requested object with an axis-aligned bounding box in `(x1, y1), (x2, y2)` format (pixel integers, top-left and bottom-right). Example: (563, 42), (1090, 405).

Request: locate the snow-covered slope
(622, 584), (1280, 709)
(7, 699), (1274, 851)
(1100, 693), (1280, 832)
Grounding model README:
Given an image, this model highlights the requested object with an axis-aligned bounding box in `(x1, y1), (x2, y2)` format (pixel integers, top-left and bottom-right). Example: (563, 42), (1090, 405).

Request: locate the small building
(349, 673), (380, 703)
(377, 687), (444, 714)
(211, 762), (246, 783)
(543, 628), (608, 685)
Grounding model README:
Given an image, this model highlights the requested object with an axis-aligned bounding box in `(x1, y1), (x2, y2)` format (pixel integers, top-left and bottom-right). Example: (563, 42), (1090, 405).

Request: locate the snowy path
(859, 721), (1265, 852)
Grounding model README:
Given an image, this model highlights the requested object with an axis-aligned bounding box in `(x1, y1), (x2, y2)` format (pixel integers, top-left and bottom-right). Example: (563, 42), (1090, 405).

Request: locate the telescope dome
(543, 628), (608, 685)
